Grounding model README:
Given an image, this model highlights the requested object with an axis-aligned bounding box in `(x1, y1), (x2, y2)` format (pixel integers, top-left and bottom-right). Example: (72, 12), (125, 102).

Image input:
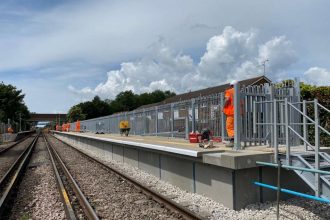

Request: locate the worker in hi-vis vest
(223, 80), (237, 147)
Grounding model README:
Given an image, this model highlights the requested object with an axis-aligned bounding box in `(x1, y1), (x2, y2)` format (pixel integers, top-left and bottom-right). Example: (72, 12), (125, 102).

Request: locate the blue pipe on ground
(254, 181), (330, 203)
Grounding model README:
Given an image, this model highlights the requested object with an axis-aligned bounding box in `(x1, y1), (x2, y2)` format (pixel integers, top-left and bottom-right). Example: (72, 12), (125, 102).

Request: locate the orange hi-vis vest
(223, 87), (234, 116)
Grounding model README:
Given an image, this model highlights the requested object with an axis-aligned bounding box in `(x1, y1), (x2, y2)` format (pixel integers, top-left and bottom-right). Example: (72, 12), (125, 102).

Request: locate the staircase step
(323, 175), (330, 181)
(309, 161), (330, 169)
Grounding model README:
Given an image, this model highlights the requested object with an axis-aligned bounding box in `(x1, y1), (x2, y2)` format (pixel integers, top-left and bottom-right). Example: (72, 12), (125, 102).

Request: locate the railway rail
(0, 134), (39, 217)
(0, 132), (204, 219)
(44, 134), (99, 220)
(0, 134), (31, 155)
(49, 133), (203, 220)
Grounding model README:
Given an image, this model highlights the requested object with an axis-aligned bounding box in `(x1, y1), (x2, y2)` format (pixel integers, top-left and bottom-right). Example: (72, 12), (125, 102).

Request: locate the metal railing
(253, 98), (330, 197)
(68, 80), (300, 148)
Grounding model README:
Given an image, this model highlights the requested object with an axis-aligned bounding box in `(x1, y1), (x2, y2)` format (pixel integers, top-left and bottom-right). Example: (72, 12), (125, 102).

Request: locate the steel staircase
(254, 97), (330, 201)
(289, 152), (330, 199)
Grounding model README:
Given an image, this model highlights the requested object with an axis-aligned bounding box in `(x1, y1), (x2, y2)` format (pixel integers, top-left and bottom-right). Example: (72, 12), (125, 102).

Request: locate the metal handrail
(253, 98), (329, 198)
(256, 161), (330, 175)
(319, 126), (330, 136)
(290, 101), (314, 104)
(288, 126), (315, 150)
(318, 102), (330, 114)
(254, 182), (330, 203)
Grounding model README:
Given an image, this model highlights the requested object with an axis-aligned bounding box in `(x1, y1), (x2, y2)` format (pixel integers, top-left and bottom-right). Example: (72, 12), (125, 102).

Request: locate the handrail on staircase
(256, 161), (330, 175)
(253, 98), (330, 198)
(254, 182), (330, 203)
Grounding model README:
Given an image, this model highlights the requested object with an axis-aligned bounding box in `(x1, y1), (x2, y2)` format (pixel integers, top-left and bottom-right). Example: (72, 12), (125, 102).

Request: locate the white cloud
(258, 36), (296, 75)
(303, 67), (330, 86)
(72, 26), (299, 99)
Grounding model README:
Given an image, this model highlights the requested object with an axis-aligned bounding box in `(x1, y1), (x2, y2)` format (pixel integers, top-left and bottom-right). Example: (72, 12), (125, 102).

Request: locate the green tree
(115, 90), (139, 111)
(67, 105), (86, 122)
(0, 82), (30, 130)
(68, 96), (112, 120)
(67, 90), (176, 120)
(138, 90), (176, 106)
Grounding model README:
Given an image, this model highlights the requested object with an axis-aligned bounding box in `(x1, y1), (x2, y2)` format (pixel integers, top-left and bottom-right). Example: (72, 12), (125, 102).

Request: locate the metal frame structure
(68, 80), (300, 149)
(253, 98), (330, 197)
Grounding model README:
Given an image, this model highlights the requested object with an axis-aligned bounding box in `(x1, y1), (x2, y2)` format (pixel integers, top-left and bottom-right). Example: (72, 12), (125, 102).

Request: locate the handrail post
(253, 101), (257, 134)
(234, 83), (241, 150)
(274, 99), (278, 162)
(143, 109), (146, 135)
(171, 103), (174, 138)
(220, 94), (225, 140)
(191, 99), (196, 133)
(303, 100), (307, 151)
(314, 99), (320, 197)
(132, 111), (136, 135)
(276, 158), (281, 220)
(285, 98), (290, 165)
(155, 106), (158, 136)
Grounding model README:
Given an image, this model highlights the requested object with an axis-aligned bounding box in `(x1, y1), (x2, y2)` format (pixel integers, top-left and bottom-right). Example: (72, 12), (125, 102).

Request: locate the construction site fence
(67, 79), (303, 147)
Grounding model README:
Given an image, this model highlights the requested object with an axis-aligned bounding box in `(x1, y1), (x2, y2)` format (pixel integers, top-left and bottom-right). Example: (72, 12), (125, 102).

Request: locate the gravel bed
(64, 137), (330, 220)
(9, 137), (65, 220)
(47, 134), (185, 219)
(0, 136), (35, 179)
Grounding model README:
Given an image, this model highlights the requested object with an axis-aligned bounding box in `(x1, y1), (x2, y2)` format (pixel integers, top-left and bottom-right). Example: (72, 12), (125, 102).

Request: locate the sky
(0, 0), (329, 113)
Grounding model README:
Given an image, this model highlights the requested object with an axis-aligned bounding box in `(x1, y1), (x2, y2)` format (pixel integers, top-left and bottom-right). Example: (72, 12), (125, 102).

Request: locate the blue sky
(0, 0), (329, 113)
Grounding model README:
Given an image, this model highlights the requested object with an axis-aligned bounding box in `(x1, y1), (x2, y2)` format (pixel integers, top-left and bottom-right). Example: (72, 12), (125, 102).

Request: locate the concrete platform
(68, 132), (226, 157)
(53, 131), (319, 210)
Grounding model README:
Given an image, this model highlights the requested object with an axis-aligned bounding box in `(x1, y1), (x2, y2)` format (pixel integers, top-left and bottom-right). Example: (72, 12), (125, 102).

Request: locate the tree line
(67, 90), (176, 122)
(0, 82), (30, 131)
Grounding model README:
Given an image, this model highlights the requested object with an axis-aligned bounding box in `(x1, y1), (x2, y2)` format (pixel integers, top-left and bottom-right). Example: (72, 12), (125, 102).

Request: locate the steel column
(220, 93), (225, 140)
(285, 98), (290, 165)
(234, 83), (241, 150)
(314, 99), (320, 197)
(273, 99), (278, 162)
(191, 99), (196, 133)
(171, 104), (174, 138)
(303, 100), (307, 151)
(155, 107), (158, 136)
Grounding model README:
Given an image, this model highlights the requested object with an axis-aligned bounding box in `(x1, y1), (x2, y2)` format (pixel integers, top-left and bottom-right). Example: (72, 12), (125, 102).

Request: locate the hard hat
(230, 80), (238, 85)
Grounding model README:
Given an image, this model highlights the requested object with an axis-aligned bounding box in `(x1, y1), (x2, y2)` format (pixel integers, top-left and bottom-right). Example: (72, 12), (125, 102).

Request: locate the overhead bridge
(28, 113), (67, 125)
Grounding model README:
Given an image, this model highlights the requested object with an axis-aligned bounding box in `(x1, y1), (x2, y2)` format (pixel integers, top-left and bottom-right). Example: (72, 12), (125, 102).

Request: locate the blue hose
(254, 182), (330, 203)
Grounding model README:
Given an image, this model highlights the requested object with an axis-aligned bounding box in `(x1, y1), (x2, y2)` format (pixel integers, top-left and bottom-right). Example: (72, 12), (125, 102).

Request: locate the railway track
(48, 133), (203, 220)
(44, 134), (99, 220)
(0, 132), (204, 219)
(0, 134), (32, 155)
(0, 134), (39, 217)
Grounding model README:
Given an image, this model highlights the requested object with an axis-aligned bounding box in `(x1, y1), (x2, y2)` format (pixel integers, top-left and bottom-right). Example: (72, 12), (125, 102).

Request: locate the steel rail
(51, 134), (204, 220)
(0, 134), (31, 155)
(0, 134), (39, 217)
(44, 135), (99, 220)
(43, 135), (77, 220)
